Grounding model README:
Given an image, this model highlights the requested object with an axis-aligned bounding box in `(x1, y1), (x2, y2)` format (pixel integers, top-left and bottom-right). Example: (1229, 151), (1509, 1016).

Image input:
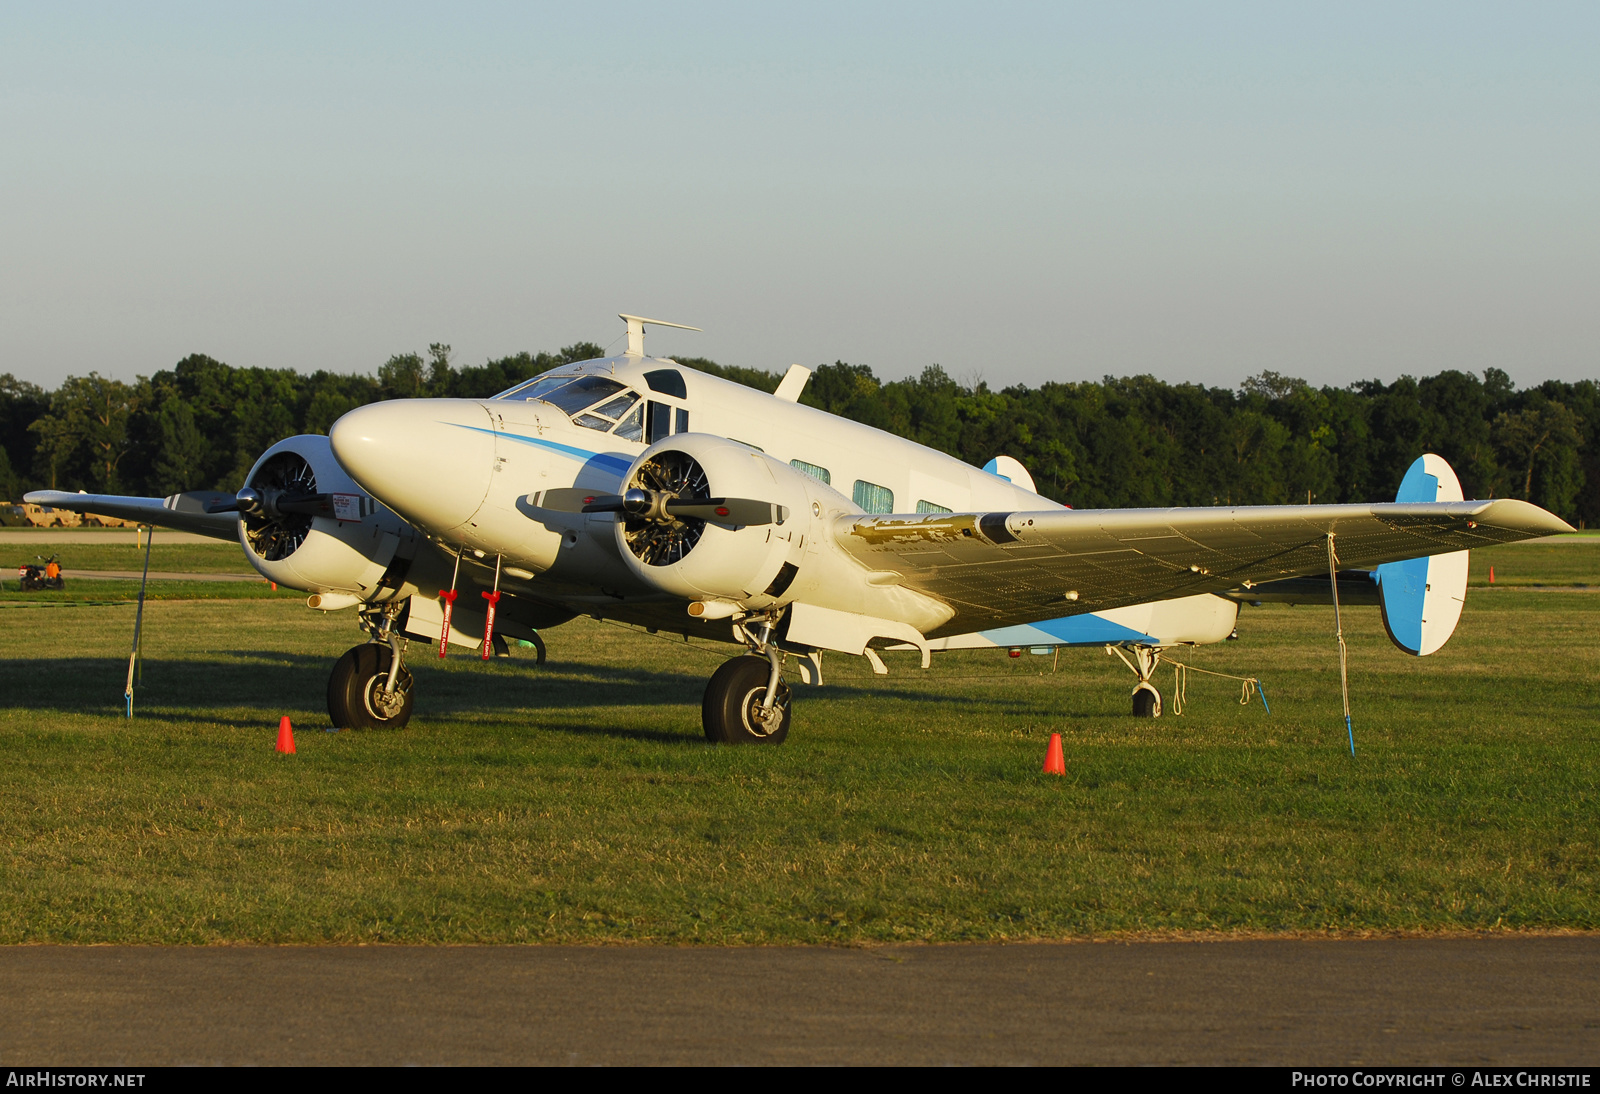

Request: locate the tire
(1132, 684), (1161, 718)
(327, 644), (415, 731)
(702, 655), (791, 745)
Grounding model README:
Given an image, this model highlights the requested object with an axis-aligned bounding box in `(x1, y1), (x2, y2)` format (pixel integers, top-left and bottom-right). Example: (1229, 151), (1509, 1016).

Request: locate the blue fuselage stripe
(446, 422), (634, 476)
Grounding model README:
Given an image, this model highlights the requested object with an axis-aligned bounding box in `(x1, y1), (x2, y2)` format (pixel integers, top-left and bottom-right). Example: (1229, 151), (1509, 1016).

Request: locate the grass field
(0, 542), (1595, 944)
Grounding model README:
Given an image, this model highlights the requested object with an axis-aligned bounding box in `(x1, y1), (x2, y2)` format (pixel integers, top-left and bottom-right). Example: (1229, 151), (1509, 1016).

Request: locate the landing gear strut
(1111, 645), (1164, 718)
(329, 604), (415, 730)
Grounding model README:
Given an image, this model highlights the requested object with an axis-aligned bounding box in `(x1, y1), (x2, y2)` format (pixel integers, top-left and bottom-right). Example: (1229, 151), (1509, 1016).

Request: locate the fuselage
(328, 353), (1236, 648)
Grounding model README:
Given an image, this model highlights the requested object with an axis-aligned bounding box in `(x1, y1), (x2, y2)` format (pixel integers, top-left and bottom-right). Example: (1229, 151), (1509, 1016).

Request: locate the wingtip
(1478, 497), (1577, 536)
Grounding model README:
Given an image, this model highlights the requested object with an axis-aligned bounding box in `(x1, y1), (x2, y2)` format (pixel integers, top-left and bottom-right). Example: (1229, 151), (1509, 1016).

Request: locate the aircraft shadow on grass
(0, 648), (1057, 731)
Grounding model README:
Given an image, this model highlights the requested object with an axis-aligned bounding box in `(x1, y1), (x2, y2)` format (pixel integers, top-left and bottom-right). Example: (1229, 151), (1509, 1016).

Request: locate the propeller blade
(275, 492), (336, 516)
(528, 488), (625, 514)
(666, 498), (788, 526)
(165, 489), (238, 516)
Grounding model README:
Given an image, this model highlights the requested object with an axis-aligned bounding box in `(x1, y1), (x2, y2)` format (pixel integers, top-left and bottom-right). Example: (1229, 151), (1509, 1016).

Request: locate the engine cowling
(611, 434), (829, 605)
(238, 435), (417, 599)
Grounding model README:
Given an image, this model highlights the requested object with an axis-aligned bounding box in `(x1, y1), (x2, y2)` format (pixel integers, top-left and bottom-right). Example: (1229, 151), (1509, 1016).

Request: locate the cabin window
(644, 369), (687, 398)
(613, 404), (645, 442)
(495, 372), (579, 401)
(791, 459), (830, 485)
(916, 500), (953, 514)
(675, 408), (689, 434)
(853, 480), (894, 514)
(646, 401), (672, 443)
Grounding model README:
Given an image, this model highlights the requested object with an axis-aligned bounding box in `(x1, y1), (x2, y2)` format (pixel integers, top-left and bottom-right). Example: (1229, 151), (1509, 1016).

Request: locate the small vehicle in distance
(18, 555), (65, 591)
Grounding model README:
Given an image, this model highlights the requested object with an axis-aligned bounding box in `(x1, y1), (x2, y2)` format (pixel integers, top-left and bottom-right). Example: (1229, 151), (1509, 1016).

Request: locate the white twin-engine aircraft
(31, 315), (1572, 743)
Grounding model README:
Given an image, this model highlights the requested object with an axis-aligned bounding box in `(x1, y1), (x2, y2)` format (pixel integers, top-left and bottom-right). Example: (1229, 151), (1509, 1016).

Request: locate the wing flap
(836, 499), (1570, 637)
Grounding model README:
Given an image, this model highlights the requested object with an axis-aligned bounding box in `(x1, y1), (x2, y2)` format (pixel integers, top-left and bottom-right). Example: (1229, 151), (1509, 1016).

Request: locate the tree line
(2, 345), (1593, 525)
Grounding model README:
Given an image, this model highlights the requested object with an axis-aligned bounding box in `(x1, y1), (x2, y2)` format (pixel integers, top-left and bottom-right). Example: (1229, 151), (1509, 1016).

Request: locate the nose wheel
(328, 642), (415, 730)
(702, 654), (791, 744)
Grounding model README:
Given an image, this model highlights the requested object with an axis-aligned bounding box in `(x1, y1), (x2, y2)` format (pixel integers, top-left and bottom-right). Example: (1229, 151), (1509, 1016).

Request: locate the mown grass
(0, 550), (1594, 944)
(1471, 538), (1600, 586)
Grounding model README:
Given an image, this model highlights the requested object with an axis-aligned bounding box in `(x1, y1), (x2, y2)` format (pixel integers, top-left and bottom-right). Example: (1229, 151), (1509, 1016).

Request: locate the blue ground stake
(1346, 714), (1356, 757)
(1257, 683), (1270, 714)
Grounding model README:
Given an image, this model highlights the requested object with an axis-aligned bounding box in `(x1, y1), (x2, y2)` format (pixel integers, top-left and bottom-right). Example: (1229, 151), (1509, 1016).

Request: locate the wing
(24, 490), (241, 541)
(835, 499), (1570, 638)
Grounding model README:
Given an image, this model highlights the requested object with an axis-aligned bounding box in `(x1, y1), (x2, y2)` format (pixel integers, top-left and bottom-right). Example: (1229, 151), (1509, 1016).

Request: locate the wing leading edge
(835, 499), (1569, 639)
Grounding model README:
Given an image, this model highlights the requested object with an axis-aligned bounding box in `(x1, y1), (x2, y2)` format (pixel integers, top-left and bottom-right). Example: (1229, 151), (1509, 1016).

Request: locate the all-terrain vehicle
(18, 555), (65, 591)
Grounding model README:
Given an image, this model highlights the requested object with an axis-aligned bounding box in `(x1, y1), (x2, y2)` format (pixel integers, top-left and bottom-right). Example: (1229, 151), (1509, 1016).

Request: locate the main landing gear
(703, 615), (792, 744)
(1110, 644), (1165, 719)
(329, 605), (414, 730)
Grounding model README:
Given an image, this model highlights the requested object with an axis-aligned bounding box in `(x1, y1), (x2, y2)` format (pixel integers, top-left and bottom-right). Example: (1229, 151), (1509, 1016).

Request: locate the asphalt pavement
(1, 937), (1596, 1065)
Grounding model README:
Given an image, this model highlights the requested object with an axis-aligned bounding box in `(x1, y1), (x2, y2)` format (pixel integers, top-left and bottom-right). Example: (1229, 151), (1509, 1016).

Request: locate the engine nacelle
(239, 435), (418, 600)
(611, 434), (829, 606)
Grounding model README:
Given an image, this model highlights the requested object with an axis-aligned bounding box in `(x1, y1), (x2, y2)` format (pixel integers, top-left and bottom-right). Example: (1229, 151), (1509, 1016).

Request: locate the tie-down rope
(1167, 659), (1269, 716)
(1328, 533), (1356, 757)
(1111, 645), (1269, 716)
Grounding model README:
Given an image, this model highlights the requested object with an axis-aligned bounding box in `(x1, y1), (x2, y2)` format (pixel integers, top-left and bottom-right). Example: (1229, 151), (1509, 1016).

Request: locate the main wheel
(1132, 683), (1161, 718)
(328, 643), (415, 730)
(702, 655), (791, 744)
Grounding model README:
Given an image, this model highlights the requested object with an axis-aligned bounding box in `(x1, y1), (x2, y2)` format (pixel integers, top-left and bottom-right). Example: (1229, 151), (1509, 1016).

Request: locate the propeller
(206, 485), (334, 518)
(530, 487), (785, 527)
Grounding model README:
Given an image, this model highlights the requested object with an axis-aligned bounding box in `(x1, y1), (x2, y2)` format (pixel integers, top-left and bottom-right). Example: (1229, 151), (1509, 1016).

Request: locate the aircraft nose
(329, 399), (497, 532)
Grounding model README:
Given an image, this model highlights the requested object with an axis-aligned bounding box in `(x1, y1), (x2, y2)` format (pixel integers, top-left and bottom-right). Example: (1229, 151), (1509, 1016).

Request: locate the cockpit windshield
(493, 372), (647, 437)
(495, 373), (579, 402)
(539, 376), (627, 415)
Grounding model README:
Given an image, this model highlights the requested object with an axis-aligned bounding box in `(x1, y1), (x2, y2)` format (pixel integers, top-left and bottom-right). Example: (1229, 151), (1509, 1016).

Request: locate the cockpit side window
(613, 404), (645, 441)
(591, 392), (639, 420)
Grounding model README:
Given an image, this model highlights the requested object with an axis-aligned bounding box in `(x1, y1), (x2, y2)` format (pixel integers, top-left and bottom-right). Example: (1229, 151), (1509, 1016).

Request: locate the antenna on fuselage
(619, 313), (702, 358)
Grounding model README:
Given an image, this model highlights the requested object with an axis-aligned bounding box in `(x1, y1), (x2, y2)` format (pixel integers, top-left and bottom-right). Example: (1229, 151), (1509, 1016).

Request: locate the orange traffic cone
(276, 715), (296, 754)
(1042, 732), (1065, 775)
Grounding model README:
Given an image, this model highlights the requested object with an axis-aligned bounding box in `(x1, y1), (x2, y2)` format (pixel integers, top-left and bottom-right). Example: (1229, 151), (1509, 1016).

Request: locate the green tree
(1494, 400), (1584, 515)
(30, 373), (139, 492)
(153, 395), (210, 494)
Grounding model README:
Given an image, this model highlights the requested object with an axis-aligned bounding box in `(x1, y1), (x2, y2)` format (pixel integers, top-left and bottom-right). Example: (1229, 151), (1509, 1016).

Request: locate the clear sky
(3, 2), (1597, 391)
